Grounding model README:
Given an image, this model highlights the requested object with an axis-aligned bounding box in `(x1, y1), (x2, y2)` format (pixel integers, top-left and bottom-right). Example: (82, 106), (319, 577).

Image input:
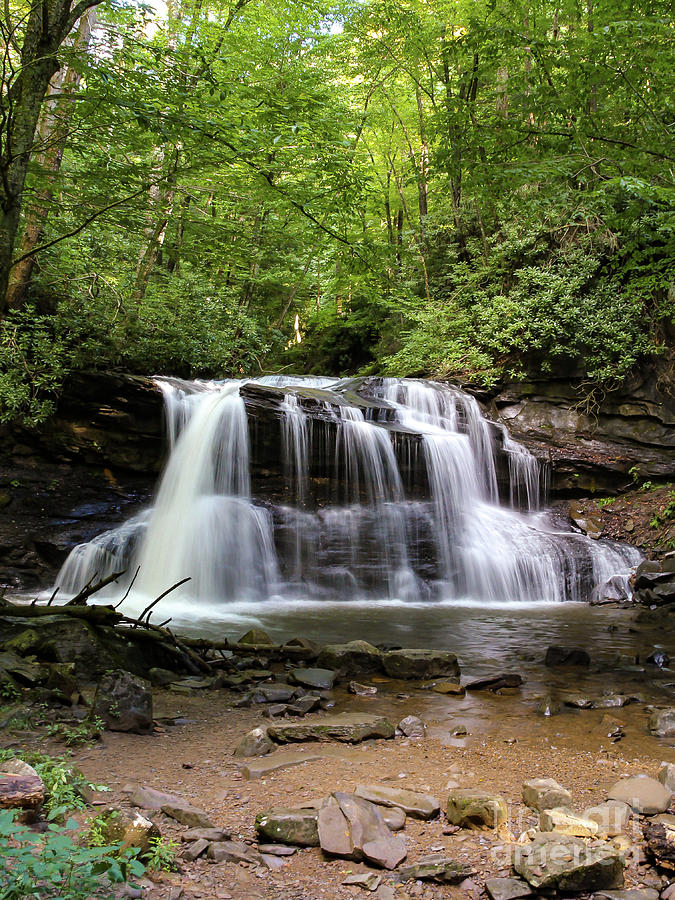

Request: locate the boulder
(540, 807), (598, 837)
(522, 778), (572, 812)
(396, 715), (426, 739)
(0, 771), (44, 810)
(234, 726), (276, 758)
(513, 832), (624, 891)
(161, 799), (214, 829)
(355, 784), (440, 820)
(266, 713), (395, 744)
(608, 776), (671, 815)
(289, 668), (335, 690)
(286, 695), (321, 715)
(446, 789), (508, 829)
(485, 877), (533, 900)
(45, 662), (78, 699)
(317, 792), (407, 869)
(395, 856), (475, 883)
(255, 807), (320, 846)
(583, 800), (631, 838)
(544, 646), (590, 667)
(382, 649), (460, 680)
(316, 641), (383, 675)
(659, 763), (675, 793)
(649, 708), (675, 737)
(98, 808), (160, 855)
(238, 629), (274, 646)
(94, 669), (153, 734)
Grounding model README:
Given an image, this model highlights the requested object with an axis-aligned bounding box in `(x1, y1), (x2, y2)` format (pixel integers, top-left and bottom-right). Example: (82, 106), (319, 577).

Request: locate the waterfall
(56, 376), (641, 614)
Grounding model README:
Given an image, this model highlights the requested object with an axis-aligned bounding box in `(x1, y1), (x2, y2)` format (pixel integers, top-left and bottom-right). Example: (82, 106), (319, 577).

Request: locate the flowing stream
(56, 376), (641, 624)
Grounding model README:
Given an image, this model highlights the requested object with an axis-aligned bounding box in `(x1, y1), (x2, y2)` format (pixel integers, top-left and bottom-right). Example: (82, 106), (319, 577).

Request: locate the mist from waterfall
(56, 375), (641, 618)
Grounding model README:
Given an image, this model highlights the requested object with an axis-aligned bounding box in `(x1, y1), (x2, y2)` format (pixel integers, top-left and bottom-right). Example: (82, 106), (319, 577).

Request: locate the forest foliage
(0, 0), (673, 423)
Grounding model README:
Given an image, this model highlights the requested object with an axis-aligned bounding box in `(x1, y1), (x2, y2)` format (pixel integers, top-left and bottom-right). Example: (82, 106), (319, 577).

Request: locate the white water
(56, 376), (641, 619)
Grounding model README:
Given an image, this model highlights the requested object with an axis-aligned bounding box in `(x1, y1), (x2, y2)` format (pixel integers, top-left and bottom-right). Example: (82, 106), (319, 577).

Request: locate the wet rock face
(490, 367), (675, 495)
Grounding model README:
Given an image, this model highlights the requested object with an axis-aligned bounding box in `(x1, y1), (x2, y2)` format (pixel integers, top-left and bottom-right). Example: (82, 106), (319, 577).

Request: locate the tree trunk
(6, 9), (98, 310)
(0, 0), (101, 315)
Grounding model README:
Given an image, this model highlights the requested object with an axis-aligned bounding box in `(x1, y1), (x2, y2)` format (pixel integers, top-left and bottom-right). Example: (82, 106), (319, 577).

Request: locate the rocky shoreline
(1, 611), (675, 899)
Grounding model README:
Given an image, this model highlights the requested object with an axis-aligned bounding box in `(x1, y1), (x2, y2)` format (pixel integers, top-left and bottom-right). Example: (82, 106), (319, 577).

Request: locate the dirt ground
(52, 663), (675, 900)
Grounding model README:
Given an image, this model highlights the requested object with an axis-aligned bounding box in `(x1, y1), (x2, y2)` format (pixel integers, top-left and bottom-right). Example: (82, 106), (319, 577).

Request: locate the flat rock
(446, 789), (507, 829)
(341, 872), (382, 891)
(318, 792), (407, 869)
(540, 806), (598, 837)
(594, 891), (660, 900)
(267, 712), (395, 744)
(316, 641), (383, 675)
(430, 681), (465, 696)
(659, 763), (675, 793)
(382, 649), (459, 680)
(255, 807), (320, 846)
(583, 800), (631, 838)
(485, 877), (533, 900)
(161, 800), (214, 829)
(181, 827), (230, 842)
(465, 674), (523, 691)
(286, 695), (321, 715)
(349, 681), (378, 696)
(234, 726), (276, 758)
(239, 749), (335, 780)
(608, 776), (671, 815)
(289, 668), (336, 690)
(355, 784), (440, 820)
(522, 778), (572, 812)
(183, 838), (209, 861)
(649, 708), (675, 737)
(513, 832), (624, 891)
(131, 786), (183, 810)
(207, 839), (265, 866)
(257, 844), (297, 856)
(395, 855), (475, 883)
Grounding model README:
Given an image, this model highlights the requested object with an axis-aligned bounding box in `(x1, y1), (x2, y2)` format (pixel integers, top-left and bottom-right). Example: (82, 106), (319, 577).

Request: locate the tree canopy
(0, 0), (673, 423)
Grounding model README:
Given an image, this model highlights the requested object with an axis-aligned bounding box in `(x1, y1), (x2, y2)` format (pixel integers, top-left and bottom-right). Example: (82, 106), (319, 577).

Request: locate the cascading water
(56, 375), (641, 618)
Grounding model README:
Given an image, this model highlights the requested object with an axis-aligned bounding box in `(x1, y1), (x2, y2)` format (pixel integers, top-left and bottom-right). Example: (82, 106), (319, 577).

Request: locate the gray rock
(395, 855), (475, 883)
(233, 726), (276, 758)
(446, 789), (508, 829)
(513, 832), (624, 891)
(561, 694), (594, 709)
(341, 872), (382, 891)
(289, 668), (336, 690)
(583, 800), (630, 838)
(257, 844), (297, 856)
(183, 838), (209, 861)
(160, 800), (214, 829)
(148, 667), (178, 687)
(355, 784), (440, 820)
(659, 762), (675, 793)
(181, 827), (230, 842)
(286, 695), (321, 715)
(95, 669), (153, 734)
(485, 877), (533, 900)
(381, 806), (406, 831)
(396, 715), (426, 739)
(267, 712), (395, 744)
(99, 808), (160, 854)
(207, 840), (265, 866)
(255, 807), (320, 846)
(262, 703), (290, 718)
(131, 785), (183, 810)
(649, 708), (675, 737)
(607, 775), (671, 814)
(349, 681), (378, 696)
(382, 649), (460, 680)
(522, 778), (572, 812)
(317, 792), (407, 869)
(316, 641), (383, 675)
(594, 891), (660, 900)
(0, 650), (46, 685)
